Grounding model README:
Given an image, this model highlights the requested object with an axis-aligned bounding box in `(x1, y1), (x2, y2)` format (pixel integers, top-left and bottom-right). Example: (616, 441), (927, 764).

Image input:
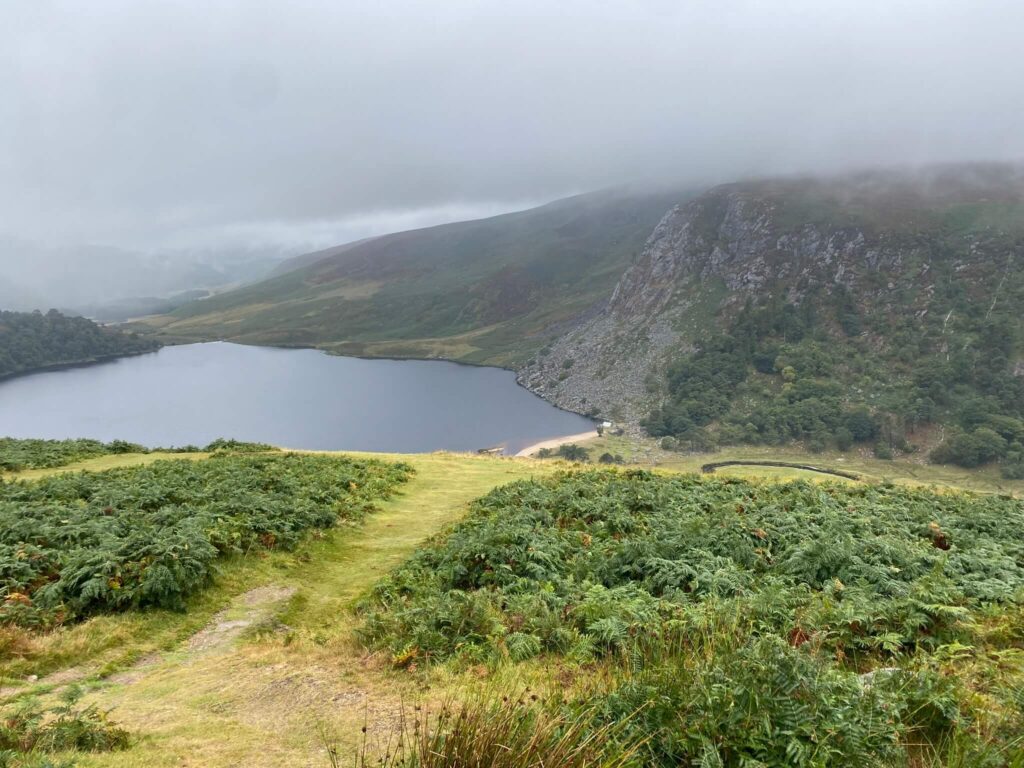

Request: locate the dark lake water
(0, 343), (594, 454)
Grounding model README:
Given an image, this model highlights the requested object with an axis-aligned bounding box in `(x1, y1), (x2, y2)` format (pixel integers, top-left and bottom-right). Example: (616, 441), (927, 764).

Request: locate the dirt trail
(69, 453), (546, 768)
(186, 585), (296, 653)
(1, 561), (301, 702)
(98, 586), (298, 687)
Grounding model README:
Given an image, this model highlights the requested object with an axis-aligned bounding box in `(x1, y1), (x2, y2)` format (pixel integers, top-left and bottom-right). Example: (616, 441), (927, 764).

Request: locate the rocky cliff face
(517, 176), (1024, 425)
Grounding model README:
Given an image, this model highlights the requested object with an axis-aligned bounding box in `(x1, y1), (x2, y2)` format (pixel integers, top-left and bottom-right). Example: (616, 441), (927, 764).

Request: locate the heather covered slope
(145, 189), (683, 366)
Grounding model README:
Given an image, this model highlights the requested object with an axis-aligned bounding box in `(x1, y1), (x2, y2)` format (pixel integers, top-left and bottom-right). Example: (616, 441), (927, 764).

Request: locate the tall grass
(330, 689), (639, 768)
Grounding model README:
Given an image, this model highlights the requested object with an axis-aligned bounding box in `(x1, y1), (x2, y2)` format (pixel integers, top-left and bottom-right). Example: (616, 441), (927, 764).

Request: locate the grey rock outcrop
(517, 181), (1011, 425)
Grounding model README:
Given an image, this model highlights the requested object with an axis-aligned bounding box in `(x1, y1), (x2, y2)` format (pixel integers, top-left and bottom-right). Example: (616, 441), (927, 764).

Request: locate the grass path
(54, 451), (554, 768)
(586, 434), (1024, 495)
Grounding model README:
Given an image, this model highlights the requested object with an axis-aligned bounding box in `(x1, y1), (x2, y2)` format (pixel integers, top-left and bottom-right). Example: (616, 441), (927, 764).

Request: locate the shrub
(359, 471), (1024, 661)
(556, 444), (590, 462)
(846, 407), (879, 442)
(595, 636), (903, 767)
(807, 433), (828, 453)
(931, 428), (1009, 467)
(0, 438), (147, 472)
(0, 686), (130, 756)
(1002, 459), (1024, 479)
(358, 470), (1024, 765)
(835, 427), (854, 451)
(0, 453), (411, 625)
(684, 428), (718, 453)
(0, 437), (280, 473)
(201, 438), (278, 453)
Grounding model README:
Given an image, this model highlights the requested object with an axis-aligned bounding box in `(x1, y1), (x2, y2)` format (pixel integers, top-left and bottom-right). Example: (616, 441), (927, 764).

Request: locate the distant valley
(141, 188), (684, 366)
(0, 238), (291, 316)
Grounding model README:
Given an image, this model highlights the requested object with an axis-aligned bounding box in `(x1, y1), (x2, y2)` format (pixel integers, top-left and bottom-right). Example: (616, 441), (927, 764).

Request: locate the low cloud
(2, 0), (1022, 257)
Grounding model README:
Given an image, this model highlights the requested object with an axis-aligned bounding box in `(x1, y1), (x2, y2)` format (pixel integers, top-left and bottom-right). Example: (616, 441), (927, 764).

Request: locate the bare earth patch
(515, 429), (599, 457)
(99, 586), (298, 687)
(187, 585), (297, 654)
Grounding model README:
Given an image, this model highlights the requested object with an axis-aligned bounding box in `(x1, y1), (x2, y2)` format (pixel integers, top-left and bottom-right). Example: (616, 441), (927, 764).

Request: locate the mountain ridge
(520, 164), (1024, 472)
(142, 162), (1024, 471)
(143, 188), (686, 365)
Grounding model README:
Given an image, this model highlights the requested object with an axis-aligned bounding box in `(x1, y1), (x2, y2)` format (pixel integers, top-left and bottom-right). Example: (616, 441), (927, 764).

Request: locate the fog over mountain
(2, 0), (1023, 306)
(0, 236), (297, 312)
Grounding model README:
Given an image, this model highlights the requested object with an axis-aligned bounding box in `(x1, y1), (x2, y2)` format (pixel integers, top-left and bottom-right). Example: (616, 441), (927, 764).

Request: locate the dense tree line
(0, 309), (160, 379)
(644, 287), (1024, 476)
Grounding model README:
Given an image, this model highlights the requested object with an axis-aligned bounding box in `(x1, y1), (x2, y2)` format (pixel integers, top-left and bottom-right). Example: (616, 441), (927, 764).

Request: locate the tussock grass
(332, 688), (639, 768)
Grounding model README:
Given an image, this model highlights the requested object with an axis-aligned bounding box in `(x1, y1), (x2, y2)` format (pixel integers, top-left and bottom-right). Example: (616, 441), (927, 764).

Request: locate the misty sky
(2, 0), (1024, 255)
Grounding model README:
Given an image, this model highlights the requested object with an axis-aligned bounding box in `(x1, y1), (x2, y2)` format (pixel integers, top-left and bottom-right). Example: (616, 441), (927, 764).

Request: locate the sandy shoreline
(515, 429), (600, 457)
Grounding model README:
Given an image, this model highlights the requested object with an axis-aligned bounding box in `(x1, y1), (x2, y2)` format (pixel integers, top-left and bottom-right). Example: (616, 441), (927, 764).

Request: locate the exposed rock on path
(187, 585), (296, 654)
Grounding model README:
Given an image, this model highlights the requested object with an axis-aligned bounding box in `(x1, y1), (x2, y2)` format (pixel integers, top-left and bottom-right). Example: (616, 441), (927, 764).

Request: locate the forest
(359, 469), (1024, 766)
(643, 291), (1024, 476)
(0, 309), (161, 379)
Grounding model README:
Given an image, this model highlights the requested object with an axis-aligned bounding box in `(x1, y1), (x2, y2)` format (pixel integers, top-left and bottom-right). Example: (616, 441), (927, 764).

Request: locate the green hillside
(522, 166), (1024, 474)
(648, 175), (1024, 471)
(144, 189), (684, 366)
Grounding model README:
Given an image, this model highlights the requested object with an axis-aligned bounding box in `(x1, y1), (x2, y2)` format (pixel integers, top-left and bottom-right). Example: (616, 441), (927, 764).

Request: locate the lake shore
(1, 342), (596, 455)
(0, 348), (162, 384)
(515, 429), (600, 457)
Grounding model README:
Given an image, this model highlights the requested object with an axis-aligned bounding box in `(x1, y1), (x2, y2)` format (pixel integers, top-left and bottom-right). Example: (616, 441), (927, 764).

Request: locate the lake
(0, 342), (595, 454)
